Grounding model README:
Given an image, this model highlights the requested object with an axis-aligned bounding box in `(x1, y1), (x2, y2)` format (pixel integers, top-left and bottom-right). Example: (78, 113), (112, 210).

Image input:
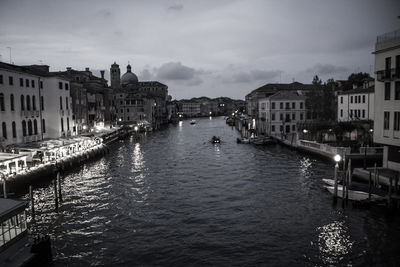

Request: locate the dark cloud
(167, 4), (184, 11)
(155, 62), (200, 82)
(233, 69), (282, 83)
(140, 69), (153, 80)
(306, 63), (349, 76)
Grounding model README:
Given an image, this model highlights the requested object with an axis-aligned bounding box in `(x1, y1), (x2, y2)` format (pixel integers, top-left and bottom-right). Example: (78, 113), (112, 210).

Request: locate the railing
(377, 29), (400, 44)
(359, 147), (384, 155)
(298, 140), (351, 157)
(376, 68), (400, 82)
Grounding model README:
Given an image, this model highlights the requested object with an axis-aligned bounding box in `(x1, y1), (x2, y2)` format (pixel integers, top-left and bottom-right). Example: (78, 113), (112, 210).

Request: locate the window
(28, 120), (32, 136)
(285, 102), (290, 109)
(358, 95), (361, 103)
(340, 96), (343, 104)
(59, 82), (63, 89)
(261, 102), (266, 110)
(0, 75), (3, 84)
(10, 94), (14, 111)
(355, 96), (358, 103)
(127, 108), (129, 113)
(300, 113), (304, 120)
(12, 121), (16, 138)
(0, 93), (4, 111)
(20, 95), (25, 111)
(65, 83), (69, 90)
(66, 97), (69, 110)
(280, 125), (283, 132)
(385, 83), (391, 100)
(26, 79), (29, 87)
(19, 78), (23, 87)
(42, 119), (46, 133)
(271, 125), (275, 132)
(350, 96), (353, 103)
(60, 96), (63, 110)
(384, 112), (390, 130)
(67, 117), (70, 131)
(31, 80), (35, 88)
(120, 109), (123, 113)
(26, 95), (31, 110)
(32, 95), (36, 110)
(292, 102), (295, 109)
(61, 118), (64, 132)
(300, 102), (303, 109)
(33, 119), (38, 135)
(2, 122), (6, 139)
(340, 109), (343, 117)
(350, 110), (353, 118)
(395, 82), (400, 100)
(280, 113), (283, 121)
(292, 125), (296, 131)
(394, 112), (400, 131)
(280, 102), (283, 109)
(272, 113), (275, 121)
(41, 96), (44, 110)
(40, 81), (43, 89)
(22, 120), (26, 136)
(8, 76), (13, 85)
(362, 110), (365, 118)
(286, 114), (290, 121)
(292, 113), (295, 120)
(271, 102), (275, 109)
(362, 95), (366, 103)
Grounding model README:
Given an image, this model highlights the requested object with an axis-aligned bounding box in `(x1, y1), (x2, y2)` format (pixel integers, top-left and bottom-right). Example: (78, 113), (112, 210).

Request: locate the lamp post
(333, 154), (342, 200)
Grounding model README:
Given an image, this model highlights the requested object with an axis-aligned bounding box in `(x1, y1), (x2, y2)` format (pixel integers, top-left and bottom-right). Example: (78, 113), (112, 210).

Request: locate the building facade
(337, 83), (374, 122)
(0, 62), (75, 148)
(110, 63), (168, 130)
(373, 29), (400, 171)
(258, 90), (306, 136)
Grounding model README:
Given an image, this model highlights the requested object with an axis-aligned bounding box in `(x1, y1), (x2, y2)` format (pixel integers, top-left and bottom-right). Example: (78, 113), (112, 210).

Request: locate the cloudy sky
(0, 0), (399, 99)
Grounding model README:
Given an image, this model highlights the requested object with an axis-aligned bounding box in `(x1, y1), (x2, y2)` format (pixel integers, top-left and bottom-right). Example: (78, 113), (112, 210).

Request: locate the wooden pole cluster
(53, 172), (63, 212)
(2, 180), (7, 198)
(29, 185), (35, 220)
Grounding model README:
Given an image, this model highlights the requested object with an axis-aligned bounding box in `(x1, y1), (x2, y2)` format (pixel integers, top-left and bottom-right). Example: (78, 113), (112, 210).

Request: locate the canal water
(26, 117), (400, 266)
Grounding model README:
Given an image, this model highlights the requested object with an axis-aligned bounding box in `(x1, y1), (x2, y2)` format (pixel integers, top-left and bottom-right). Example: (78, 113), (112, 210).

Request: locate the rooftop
(338, 85), (374, 95)
(0, 198), (28, 221)
(375, 29), (400, 53)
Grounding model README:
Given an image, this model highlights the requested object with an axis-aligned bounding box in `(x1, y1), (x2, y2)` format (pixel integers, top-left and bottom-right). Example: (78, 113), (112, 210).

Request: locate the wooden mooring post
(368, 170), (372, 200)
(29, 185), (35, 220)
(2, 180), (7, 198)
(54, 178), (58, 212)
(57, 172), (62, 202)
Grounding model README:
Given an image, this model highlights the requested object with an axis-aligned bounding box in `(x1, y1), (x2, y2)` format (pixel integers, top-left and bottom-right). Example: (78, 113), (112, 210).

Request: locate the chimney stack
(66, 67), (72, 71)
(85, 67), (89, 72)
(100, 70), (105, 79)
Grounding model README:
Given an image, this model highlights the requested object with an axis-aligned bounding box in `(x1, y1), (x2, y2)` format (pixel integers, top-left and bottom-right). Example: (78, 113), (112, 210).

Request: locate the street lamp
(333, 154), (341, 200)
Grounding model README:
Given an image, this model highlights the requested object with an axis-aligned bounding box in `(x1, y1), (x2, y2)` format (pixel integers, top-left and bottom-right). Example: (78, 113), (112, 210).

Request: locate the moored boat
(211, 136), (221, 144)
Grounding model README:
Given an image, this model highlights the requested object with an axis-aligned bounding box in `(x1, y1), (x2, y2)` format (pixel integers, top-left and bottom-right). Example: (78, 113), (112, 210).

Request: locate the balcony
(376, 68), (400, 82)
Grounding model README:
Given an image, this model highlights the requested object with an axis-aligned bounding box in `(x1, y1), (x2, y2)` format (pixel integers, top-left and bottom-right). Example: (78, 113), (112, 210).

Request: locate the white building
(179, 102), (201, 117)
(258, 90), (306, 136)
(337, 82), (374, 122)
(373, 29), (400, 171)
(0, 62), (75, 148)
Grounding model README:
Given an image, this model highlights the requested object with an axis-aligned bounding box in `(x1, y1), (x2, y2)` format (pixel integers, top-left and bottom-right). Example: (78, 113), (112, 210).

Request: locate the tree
(343, 72), (371, 91)
(305, 76), (336, 121)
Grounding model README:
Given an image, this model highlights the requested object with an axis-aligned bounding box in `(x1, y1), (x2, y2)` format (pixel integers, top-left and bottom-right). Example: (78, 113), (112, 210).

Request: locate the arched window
(60, 96), (63, 110)
(61, 118), (64, 132)
(12, 121), (16, 138)
(0, 93), (4, 111)
(66, 97), (69, 110)
(22, 120), (27, 136)
(26, 95), (31, 110)
(32, 95), (36, 110)
(10, 94), (14, 111)
(42, 119), (46, 133)
(33, 119), (38, 135)
(28, 120), (33, 136)
(2, 122), (7, 139)
(67, 117), (70, 131)
(21, 95), (25, 111)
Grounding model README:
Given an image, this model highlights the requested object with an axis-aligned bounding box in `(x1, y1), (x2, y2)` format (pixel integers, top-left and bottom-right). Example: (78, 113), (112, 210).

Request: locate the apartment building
(373, 29), (400, 171)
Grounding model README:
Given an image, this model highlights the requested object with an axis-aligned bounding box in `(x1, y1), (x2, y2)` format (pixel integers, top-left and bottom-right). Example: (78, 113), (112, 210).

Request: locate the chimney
(85, 67), (89, 72)
(66, 67), (72, 71)
(352, 83), (358, 89)
(100, 70), (105, 79)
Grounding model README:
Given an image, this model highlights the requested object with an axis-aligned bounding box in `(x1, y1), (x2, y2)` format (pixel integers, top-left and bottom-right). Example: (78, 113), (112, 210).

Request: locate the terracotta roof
(0, 61), (66, 79)
(269, 90), (306, 100)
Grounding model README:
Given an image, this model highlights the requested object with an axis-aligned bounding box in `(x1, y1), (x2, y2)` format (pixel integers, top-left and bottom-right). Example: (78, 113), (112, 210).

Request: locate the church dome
(121, 64), (138, 86)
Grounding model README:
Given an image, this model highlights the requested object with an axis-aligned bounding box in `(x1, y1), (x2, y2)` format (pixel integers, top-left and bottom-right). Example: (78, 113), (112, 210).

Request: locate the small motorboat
(190, 120), (196, 125)
(211, 136), (221, 144)
(324, 186), (382, 201)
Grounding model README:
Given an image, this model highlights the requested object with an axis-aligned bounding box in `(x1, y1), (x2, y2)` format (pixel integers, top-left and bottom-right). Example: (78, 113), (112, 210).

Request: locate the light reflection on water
(25, 117), (400, 266)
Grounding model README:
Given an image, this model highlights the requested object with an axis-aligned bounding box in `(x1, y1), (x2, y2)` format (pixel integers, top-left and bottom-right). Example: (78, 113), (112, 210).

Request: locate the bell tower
(110, 62), (121, 89)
